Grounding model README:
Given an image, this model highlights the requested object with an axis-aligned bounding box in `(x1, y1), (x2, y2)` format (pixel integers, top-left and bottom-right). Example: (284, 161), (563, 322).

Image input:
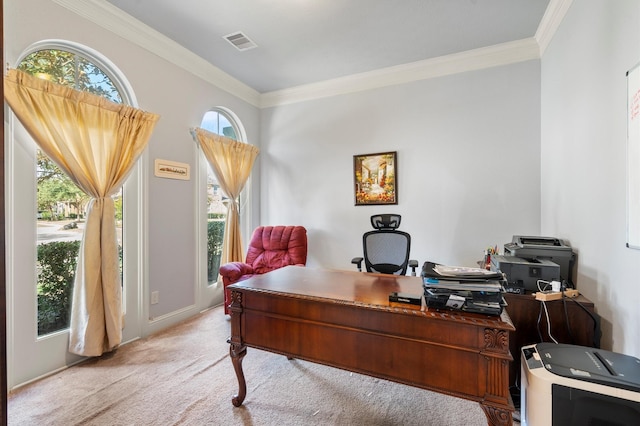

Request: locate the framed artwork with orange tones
(353, 151), (397, 206)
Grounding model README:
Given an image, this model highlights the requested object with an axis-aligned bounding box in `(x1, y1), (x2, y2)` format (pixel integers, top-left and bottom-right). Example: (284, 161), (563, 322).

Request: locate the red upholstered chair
(219, 225), (307, 314)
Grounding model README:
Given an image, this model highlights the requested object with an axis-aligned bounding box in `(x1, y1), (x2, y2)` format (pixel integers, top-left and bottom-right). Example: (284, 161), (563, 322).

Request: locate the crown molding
(535, 0), (574, 55)
(52, 0), (261, 107)
(53, 0), (568, 109)
(262, 0), (573, 108)
(260, 38), (540, 108)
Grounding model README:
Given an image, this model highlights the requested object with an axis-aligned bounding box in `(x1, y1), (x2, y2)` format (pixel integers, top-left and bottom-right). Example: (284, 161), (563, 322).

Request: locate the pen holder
(483, 253), (491, 270)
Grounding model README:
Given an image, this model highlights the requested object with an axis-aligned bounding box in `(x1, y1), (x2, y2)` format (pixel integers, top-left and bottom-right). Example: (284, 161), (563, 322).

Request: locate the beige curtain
(191, 127), (259, 265)
(4, 69), (159, 356)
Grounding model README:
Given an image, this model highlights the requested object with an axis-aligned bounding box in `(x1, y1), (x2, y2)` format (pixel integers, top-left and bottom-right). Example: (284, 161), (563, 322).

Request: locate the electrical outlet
(151, 291), (159, 305)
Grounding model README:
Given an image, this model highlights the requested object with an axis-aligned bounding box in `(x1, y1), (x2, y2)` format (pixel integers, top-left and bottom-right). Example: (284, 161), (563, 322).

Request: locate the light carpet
(9, 305), (499, 425)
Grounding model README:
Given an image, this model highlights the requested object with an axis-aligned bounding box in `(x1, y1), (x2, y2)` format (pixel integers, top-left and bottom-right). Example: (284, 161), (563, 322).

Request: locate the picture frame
(353, 151), (398, 206)
(154, 158), (191, 181)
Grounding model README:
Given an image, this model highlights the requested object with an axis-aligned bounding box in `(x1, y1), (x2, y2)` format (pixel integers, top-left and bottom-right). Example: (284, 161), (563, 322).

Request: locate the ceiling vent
(223, 32), (257, 51)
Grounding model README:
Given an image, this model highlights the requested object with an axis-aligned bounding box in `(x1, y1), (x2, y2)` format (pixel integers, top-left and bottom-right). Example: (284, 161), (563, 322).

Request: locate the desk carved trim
(484, 328), (510, 353)
(226, 267), (515, 425)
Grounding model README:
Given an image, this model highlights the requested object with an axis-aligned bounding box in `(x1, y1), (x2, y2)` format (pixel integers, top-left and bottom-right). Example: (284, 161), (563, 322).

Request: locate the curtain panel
(4, 69), (159, 356)
(191, 127), (259, 267)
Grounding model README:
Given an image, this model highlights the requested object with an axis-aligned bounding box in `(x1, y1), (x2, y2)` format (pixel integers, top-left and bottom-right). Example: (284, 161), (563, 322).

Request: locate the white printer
(521, 343), (640, 425)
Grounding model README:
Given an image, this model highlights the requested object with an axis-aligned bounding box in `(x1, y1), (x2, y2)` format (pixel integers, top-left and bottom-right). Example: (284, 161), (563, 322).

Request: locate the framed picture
(154, 158), (191, 181)
(353, 151), (397, 206)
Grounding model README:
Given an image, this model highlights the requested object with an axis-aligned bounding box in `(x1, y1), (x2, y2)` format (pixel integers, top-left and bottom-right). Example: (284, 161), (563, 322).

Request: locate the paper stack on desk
(421, 261), (506, 316)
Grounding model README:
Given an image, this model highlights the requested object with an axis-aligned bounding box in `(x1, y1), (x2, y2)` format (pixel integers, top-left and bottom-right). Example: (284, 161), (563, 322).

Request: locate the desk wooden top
(229, 265), (421, 305)
(228, 266), (514, 330)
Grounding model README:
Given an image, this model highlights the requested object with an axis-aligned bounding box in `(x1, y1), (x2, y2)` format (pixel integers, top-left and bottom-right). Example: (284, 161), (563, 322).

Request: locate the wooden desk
(503, 292), (598, 388)
(228, 266), (515, 425)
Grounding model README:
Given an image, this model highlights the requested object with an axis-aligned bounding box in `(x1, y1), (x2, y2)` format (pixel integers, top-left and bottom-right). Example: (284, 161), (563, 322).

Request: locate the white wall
(5, 0), (260, 325)
(541, 0), (640, 354)
(260, 60), (542, 271)
(9, 0), (639, 382)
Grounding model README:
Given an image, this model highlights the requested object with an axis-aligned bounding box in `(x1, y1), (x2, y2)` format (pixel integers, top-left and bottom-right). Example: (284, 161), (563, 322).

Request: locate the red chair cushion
(245, 226), (307, 274)
(218, 262), (255, 282)
(219, 225), (307, 314)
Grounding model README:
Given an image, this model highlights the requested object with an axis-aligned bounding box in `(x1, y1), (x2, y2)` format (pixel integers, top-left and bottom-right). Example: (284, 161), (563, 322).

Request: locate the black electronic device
(388, 292), (422, 306)
(503, 281), (525, 294)
(504, 235), (576, 285)
(423, 287), (504, 315)
(491, 254), (560, 293)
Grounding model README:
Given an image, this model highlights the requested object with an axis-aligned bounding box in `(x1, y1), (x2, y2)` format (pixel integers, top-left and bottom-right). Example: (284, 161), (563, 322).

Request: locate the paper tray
(424, 288), (504, 316)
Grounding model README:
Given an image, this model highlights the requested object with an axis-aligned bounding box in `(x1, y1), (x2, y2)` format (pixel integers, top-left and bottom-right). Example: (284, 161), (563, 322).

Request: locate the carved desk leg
(228, 289), (247, 407)
(481, 327), (514, 426)
(481, 403), (513, 426)
(229, 340), (247, 407)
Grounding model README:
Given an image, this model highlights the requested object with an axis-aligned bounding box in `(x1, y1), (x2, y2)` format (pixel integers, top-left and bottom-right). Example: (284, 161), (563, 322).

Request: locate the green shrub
(207, 220), (225, 282)
(37, 240), (123, 335)
(37, 240), (80, 335)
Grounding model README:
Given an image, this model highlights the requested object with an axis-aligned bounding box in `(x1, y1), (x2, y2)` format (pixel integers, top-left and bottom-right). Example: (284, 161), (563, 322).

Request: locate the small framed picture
(353, 151), (397, 206)
(154, 159), (190, 181)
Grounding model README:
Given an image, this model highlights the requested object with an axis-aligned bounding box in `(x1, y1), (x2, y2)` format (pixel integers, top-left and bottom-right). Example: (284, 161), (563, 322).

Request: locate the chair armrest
(408, 260), (419, 276)
(219, 262), (255, 282)
(351, 257), (363, 272)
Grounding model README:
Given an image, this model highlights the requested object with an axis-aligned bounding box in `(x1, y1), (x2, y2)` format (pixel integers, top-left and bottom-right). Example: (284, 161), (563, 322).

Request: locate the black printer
(491, 254), (560, 293)
(504, 235), (576, 285)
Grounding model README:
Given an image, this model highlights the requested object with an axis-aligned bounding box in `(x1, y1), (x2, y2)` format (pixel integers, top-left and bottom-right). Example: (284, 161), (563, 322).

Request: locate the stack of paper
(423, 262), (504, 282)
(421, 261), (506, 316)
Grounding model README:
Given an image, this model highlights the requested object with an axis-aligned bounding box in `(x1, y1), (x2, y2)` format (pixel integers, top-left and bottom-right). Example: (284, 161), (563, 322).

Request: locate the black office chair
(351, 214), (418, 276)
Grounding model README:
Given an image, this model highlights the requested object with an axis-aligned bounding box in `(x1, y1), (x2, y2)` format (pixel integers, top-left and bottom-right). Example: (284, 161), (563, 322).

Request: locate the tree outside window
(19, 49), (124, 335)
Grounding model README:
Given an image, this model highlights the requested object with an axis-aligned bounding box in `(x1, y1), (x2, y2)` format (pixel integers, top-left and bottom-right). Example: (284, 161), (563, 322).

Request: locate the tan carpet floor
(8, 305), (501, 425)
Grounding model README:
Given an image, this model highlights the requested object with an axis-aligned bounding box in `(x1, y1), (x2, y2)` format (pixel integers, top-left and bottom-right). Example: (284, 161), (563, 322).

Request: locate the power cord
(560, 280), (601, 348)
(561, 291), (577, 344)
(536, 279), (551, 292)
(540, 300), (559, 344)
(535, 280), (600, 348)
(567, 296), (602, 348)
(536, 279), (559, 344)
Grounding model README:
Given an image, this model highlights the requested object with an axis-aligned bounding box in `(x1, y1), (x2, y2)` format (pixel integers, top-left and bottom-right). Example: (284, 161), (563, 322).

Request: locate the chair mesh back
(363, 231), (410, 275)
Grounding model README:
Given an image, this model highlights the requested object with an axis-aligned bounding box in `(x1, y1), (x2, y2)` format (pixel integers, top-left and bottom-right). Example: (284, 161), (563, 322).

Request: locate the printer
(491, 255), (560, 293)
(504, 235), (576, 285)
(521, 343), (640, 425)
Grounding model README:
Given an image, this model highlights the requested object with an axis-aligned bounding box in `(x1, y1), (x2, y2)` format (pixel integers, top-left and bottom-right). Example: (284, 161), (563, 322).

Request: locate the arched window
(199, 108), (247, 285)
(17, 46), (126, 336)
(18, 49), (122, 102)
(7, 40), (145, 389)
(201, 109), (240, 139)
